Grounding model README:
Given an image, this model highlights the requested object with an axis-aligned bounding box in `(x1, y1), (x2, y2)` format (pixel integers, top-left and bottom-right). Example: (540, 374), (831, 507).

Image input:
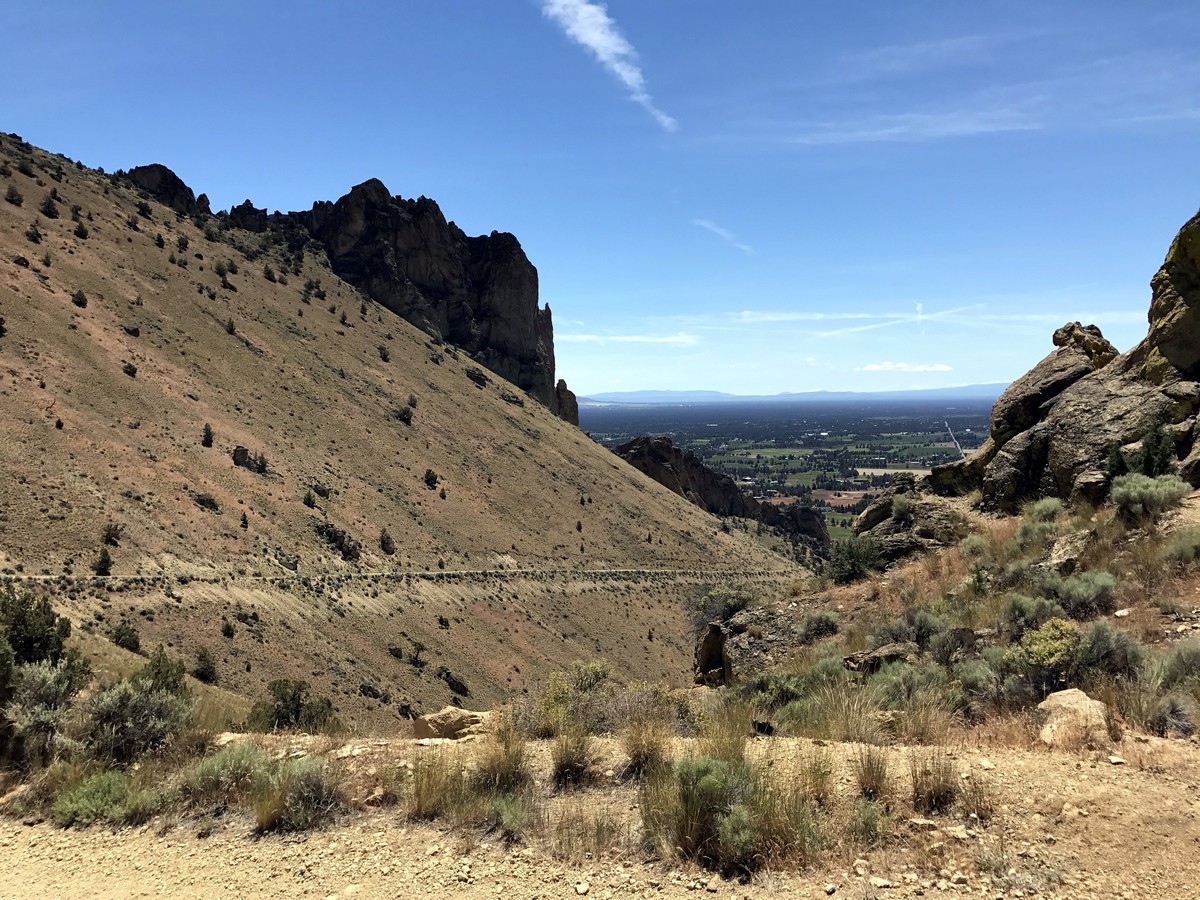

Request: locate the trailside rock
(852, 473), (966, 565)
(294, 179), (574, 422)
(694, 622), (731, 686)
(412, 706), (490, 740)
(927, 209), (1200, 510)
(1035, 688), (1109, 748)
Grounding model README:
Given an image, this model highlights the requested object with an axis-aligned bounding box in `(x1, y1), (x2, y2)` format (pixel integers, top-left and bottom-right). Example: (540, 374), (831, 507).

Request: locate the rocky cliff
(294, 179), (577, 423)
(124, 166), (577, 424)
(616, 436), (830, 550)
(928, 209), (1200, 510)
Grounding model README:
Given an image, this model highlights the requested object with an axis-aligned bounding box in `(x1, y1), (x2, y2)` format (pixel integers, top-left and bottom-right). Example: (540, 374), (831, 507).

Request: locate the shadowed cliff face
(616, 436), (830, 551)
(296, 179), (577, 424)
(928, 208), (1200, 510)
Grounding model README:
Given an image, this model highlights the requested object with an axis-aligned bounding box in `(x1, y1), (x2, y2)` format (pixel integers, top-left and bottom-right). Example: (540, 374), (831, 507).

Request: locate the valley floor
(5, 732), (1200, 899)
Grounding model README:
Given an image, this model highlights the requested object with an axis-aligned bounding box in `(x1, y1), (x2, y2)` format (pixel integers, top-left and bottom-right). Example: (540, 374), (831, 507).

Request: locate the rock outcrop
(927, 210), (1200, 510)
(616, 436), (829, 550)
(227, 199), (269, 233)
(853, 473), (967, 564)
(126, 164), (211, 217)
(294, 179), (577, 422)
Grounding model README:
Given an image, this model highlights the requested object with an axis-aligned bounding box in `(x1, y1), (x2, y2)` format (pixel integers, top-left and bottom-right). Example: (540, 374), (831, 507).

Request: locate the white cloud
(789, 109), (1038, 145)
(558, 332), (699, 345)
(541, 0), (677, 131)
(692, 218), (754, 255)
(857, 361), (953, 373)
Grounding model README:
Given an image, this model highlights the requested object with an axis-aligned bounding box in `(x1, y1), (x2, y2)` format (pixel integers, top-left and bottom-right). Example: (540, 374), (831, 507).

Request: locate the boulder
(927, 210), (1200, 510)
(843, 641), (920, 674)
(1035, 688), (1109, 748)
(412, 706), (490, 740)
(852, 474), (965, 565)
(694, 622), (731, 686)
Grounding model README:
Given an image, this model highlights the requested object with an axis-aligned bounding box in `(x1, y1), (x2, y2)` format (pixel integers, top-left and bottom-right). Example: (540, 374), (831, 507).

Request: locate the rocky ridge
(928, 209), (1200, 510)
(128, 167), (577, 423)
(616, 435), (830, 551)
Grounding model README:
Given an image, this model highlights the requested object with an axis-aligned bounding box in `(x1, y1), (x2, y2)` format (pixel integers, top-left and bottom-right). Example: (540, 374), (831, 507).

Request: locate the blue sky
(8, 2), (1200, 395)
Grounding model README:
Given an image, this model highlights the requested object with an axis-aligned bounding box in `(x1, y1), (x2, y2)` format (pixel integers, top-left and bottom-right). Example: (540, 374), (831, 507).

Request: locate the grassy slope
(0, 135), (801, 727)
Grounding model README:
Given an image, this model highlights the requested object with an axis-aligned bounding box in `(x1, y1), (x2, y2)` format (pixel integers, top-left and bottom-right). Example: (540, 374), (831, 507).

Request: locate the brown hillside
(0, 134), (800, 727)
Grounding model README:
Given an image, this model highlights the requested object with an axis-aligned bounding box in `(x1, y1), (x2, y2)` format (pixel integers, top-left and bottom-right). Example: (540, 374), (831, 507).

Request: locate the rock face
(615, 436), (829, 550)
(927, 210), (1200, 510)
(693, 622), (731, 686)
(126, 164), (211, 217)
(294, 179), (577, 422)
(227, 199), (269, 233)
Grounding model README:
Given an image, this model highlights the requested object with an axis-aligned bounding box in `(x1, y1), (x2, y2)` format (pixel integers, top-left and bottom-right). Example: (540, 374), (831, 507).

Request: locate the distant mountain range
(579, 384), (1009, 406)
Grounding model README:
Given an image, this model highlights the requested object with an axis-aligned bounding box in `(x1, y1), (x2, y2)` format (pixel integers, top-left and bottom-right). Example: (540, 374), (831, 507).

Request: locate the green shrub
(254, 756), (345, 832)
(1164, 528), (1200, 566)
(1158, 642), (1200, 690)
(0, 586), (72, 665)
(960, 534), (987, 558)
(1042, 570), (1116, 619)
(247, 679), (335, 733)
(1111, 473), (1190, 522)
(871, 605), (947, 650)
(1023, 497), (1065, 522)
(797, 610), (838, 643)
(1075, 621), (1143, 681)
(1012, 518), (1057, 551)
(4, 184), (23, 206)
(134, 646), (189, 696)
(109, 621), (139, 652)
(849, 798), (890, 847)
(183, 742), (269, 806)
(53, 771), (165, 827)
(1146, 693), (1196, 737)
(85, 678), (191, 764)
(1135, 422), (1176, 477)
(1005, 594), (1066, 640)
(191, 647), (218, 685)
(684, 583), (757, 632)
(1004, 618), (1079, 698)
(824, 536), (884, 584)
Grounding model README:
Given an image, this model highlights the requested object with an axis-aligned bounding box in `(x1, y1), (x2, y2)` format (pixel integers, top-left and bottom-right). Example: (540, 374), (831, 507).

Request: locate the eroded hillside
(0, 134), (800, 724)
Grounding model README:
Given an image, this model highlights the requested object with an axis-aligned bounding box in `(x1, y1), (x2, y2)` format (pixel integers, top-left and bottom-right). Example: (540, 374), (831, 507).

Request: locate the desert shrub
(824, 536), (884, 584)
(409, 751), (469, 820)
(254, 756), (345, 832)
(473, 713), (530, 793)
(849, 798), (890, 847)
(84, 678), (191, 765)
(4, 184), (22, 206)
(515, 659), (614, 737)
(1158, 642), (1200, 690)
(960, 534), (987, 558)
(1075, 621), (1144, 681)
(39, 195), (59, 218)
(52, 771), (165, 828)
(192, 647), (218, 684)
(1004, 618), (1079, 698)
(6, 658), (89, 764)
(640, 755), (758, 872)
(247, 679), (335, 733)
(25, 223), (41, 244)
(778, 681), (884, 745)
(1042, 570), (1116, 619)
(183, 742), (269, 806)
(797, 610), (839, 643)
(872, 663), (962, 743)
(134, 646), (189, 697)
(854, 745), (889, 801)
(955, 658), (1000, 718)
(1146, 693), (1196, 737)
(109, 621), (139, 652)
(620, 716), (672, 778)
(909, 750), (958, 815)
(73, 222), (88, 239)
(1164, 528), (1200, 567)
(1023, 497), (1065, 522)
(696, 693), (752, 763)
(122, 362), (137, 378)
(377, 344), (390, 362)
(684, 583), (756, 633)
(890, 494), (912, 522)
(1111, 473), (1190, 523)
(551, 724), (595, 788)
(746, 655), (848, 710)
(486, 790), (538, 842)
(1012, 518), (1056, 551)
(1005, 594), (1066, 640)
(871, 605), (947, 650)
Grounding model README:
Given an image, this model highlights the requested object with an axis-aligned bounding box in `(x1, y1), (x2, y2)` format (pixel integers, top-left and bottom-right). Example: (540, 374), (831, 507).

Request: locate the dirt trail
(5, 734), (1200, 899)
